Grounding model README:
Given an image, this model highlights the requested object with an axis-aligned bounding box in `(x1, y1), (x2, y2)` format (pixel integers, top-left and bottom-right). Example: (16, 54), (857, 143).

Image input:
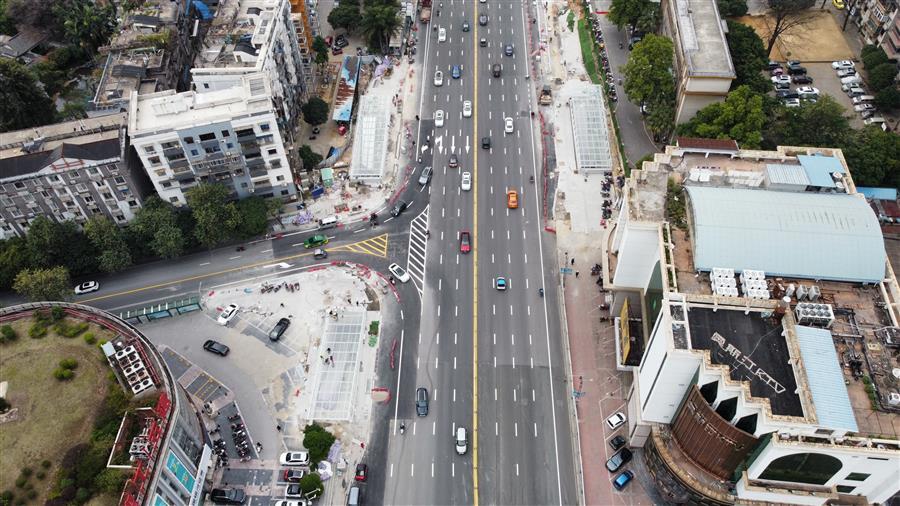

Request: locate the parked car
(852, 94), (875, 104)
(784, 98), (801, 108)
(388, 263), (411, 282)
(832, 59), (855, 70)
(840, 74), (862, 85)
(833, 0), (845, 7)
(203, 340), (230, 356)
(766, 60), (781, 71)
(773, 80), (791, 90)
(609, 435), (627, 451)
(280, 451), (310, 467)
(837, 68), (857, 78)
(355, 463), (368, 482)
(776, 90), (799, 100)
(770, 67), (784, 76)
(416, 387), (429, 416)
(612, 470), (635, 491)
(787, 65), (806, 75)
(791, 75), (813, 85)
(771, 75), (791, 86)
(217, 304), (240, 325)
(606, 412), (626, 430)
(269, 317), (291, 341)
(864, 116), (886, 126)
(274, 501), (309, 506)
(796, 86), (819, 97)
(285, 484), (304, 498)
(210, 488), (246, 504)
(606, 448), (633, 472)
(854, 103), (876, 113)
(283, 469), (306, 483)
(74, 281), (100, 295)
(845, 86), (866, 97)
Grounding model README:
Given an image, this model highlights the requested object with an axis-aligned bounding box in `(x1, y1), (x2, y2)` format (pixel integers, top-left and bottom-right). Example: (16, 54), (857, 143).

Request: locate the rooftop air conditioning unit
(832, 172), (843, 181)
(808, 285), (821, 302)
(797, 285), (809, 301)
(889, 392), (900, 406)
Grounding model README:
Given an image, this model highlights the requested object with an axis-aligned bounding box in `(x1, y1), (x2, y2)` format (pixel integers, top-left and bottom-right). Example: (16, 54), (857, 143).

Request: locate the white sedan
(463, 100), (472, 118)
(280, 451), (310, 466)
(606, 412), (626, 430)
(434, 70), (444, 87)
(438, 27), (447, 42)
(461, 171), (472, 191)
(435, 109), (445, 127)
(770, 75), (791, 85)
(217, 303), (240, 325)
(797, 86), (819, 96)
(504, 117), (514, 134)
(854, 103), (876, 112)
(832, 59), (855, 70)
(388, 263), (411, 283)
(74, 281), (100, 295)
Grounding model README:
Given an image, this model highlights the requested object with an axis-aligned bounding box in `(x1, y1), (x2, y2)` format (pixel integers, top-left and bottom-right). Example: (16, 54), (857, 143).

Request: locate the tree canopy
(609, 0), (661, 33)
(84, 216), (133, 273)
(186, 184), (240, 249)
(55, 0), (117, 52)
(717, 0), (749, 17)
(764, 0), (816, 56)
(765, 94), (849, 148)
(234, 197), (270, 239)
(13, 266), (71, 302)
(0, 59), (57, 133)
(725, 21), (770, 93)
(327, 3), (359, 32)
(131, 196), (186, 259)
(299, 145), (324, 171)
(301, 97), (330, 126)
(360, 2), (401, 52)
(840, 126), (900, 188)
(677, 85), (766, 148)
(869, 63), (898, 91)
(303, 423), (336, 464)
(622, 34), (675, 114)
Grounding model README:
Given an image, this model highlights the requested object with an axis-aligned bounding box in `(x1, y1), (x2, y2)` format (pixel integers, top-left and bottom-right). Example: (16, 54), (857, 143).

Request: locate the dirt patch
(0, 318), (114, 503)
(736, 11), (854, 62)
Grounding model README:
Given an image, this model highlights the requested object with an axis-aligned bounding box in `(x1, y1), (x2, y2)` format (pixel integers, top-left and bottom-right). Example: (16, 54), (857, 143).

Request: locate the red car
(459, 231), (471, 254)
(355, 463), (368, 482)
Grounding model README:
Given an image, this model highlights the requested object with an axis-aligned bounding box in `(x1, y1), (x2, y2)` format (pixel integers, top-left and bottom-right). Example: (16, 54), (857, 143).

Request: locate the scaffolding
(569, 85), (612, 174)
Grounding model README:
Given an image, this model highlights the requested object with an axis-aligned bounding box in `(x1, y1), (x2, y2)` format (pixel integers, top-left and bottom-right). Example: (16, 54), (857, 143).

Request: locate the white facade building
(128, 74), (297, 206)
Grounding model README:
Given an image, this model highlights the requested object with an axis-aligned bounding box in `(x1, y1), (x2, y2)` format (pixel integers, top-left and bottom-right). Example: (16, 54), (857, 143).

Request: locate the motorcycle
(538, 288), (544, 297)
(400, 424), (406, 435)
(529, 175), (534, 183)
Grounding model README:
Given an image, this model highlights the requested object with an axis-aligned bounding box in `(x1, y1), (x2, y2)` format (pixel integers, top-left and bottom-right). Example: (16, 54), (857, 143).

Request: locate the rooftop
(568, 85), (612, 173)
(101, 0), (180, 53)
(794, 326), (858, 433)
(193, 0), (283, 71)
(92, 49), (167, 110)
(670, 0), (735, 78)
(129, 74), (272, 134)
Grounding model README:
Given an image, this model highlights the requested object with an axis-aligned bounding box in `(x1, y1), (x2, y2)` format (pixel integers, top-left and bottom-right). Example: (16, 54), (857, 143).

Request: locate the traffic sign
(560, 267), (573, 275)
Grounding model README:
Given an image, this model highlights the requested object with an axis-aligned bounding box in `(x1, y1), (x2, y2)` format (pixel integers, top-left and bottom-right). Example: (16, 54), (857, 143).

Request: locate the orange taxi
(506, 188), (519, 209)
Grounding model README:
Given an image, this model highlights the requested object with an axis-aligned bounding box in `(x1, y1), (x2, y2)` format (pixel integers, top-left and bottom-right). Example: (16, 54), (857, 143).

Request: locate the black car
(481, 136), (491, 149)
(609, 435), (627, 451)
(210, 488), (246, 504)
(462, 21), (470, 31)
(606, 448), (633, 472)
(766, 60), (781, 70)
(478, 14), (488, 25)
(492, 63), (501, 77)
(416, 387), (429, 416)
(391, 200), (408, 217)
(792, 75), (813, 85)
(776, 90), (799, 100)
(787, 65), (807, 75)
(268, 317), (291, 341)
(203, 340), (230, 356)
(449, 153), (459, 168)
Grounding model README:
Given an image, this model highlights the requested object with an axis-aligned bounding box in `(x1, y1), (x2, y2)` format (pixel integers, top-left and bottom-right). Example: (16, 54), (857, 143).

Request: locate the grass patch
(567, 10), (575, 31)
(0, 318), (115, 505)
(576, 17), (600, 84)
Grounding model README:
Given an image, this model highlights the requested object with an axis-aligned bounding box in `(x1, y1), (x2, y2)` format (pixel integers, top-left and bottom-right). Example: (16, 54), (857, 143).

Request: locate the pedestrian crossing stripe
(331, 233), (389, 258)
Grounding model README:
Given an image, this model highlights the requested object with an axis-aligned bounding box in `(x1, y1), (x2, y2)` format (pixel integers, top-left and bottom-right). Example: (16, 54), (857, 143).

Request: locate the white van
(318, 215), (339, 230)
(864, 116), (885, 126)
(852, 95), (875, 105)
(840, 74), (862, 85)
(347, 486), (360, 506)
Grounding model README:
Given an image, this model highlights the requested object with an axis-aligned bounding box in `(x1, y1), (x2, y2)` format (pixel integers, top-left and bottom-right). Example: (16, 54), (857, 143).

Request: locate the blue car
(612, 470), (634, 490)
(451, 65), (461, 79)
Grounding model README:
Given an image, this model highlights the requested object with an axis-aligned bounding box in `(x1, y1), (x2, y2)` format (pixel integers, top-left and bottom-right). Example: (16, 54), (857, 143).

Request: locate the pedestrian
(416, 114), (420, 121)
(280, 303), (285, 307)
(571, 258), (575, 265)
(575, 271), (579, 278)
(276, 424), (282, 431)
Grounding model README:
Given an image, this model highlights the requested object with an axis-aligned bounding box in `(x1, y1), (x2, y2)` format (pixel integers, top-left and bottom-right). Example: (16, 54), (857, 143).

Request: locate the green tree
(840, 126), (900, 188)
(861, 44), (889, 71)
(235, 197), (269, 238)
(725, 21), (770, 93)
(646, 97), (676, 140)
(0, 0), (14, 34)
(301, 97), (330, 126)
(298, 473), (323, 498)
(131, 196), (185, 259)
(186, 184), (239, 249)
(299, 145), (324, 171)
(677, 85), (766, 148)
(54, 0), (116, 53)
(875, 87), (900, 111)
(327, 3), (359, 32)
(303, 423), (336, 464)
(869, 62), (898, 91)
(766, 94), (849, 147)
(717, 0), (748, 17)
(25, 217), (97, 276)
(764, 0), (816, 56)
(83, 216), (132, 273)
(313, 35), (329, 66)
(0, 237), (30, 290)
(266, 197), (284, 219)
(0, 59), (57, 132)
(360, 2), (401, 52)
(13, 266), (71, 302)
(622, 34), (675, 109)
(609, 0), (660, 32)
(93, 469), (128, 494)
(5, 0), (56, 28)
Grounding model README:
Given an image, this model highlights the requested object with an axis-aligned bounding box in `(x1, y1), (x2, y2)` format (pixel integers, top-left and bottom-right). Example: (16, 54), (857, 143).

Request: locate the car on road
(612, 470), (634, 491)
(74, 281), (100, 295)
(203, 339), (230, 356)
(217, 304), (240, 325)
(435, 109), (445, 127)
(854, 103), (876, 112)
(210, 488), (246, 504)
(606, 448), (633, 472)
(784, 98), (801, 107)
(419, 166), (433, 185)
(494, 276), (507, 290)
(269, 317), (291, 341)
(791, 75), (813, 85)
(506, 188), (518, 209)
(463, 100), (472, 117)
(389, 263), (411, 283)
(355, 463), (368, 482)
(462, 21), (470, 31)
(303, 234), (329, 249)
(455, 426), (468, 455)
(438, 27), (446, 42)
(504, 44), (513, 56)
(449, 153), (459, 168)
(837, 68), (857, 78)
(283, 469), (306, 482)
(313, 248), (328, 259)
(606, 411), (626, 430)
(478, 14), (488, 25)
(504, 117), (514, 134)
(461, 171), (472, 191)
(459, 230), (471, 253)
(492, 63), (501, 77)
(391, 200), (408, 217)
(285, 484), (304, 498)
(451, 65), (461, 79)
(416, 387), (429, 416)
(479, 37), (487, 47)
(482, 136), (491, 149)
(434, 70), (444, 87)
(280, 451), (310, 467)
(832, 59), (855, 70)
(609, 435), (627, 451)
(770, 75), (790, 85)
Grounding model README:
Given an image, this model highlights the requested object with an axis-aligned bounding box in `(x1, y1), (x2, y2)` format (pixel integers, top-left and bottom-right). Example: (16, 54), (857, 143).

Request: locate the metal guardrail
(116, 296), (202, 324)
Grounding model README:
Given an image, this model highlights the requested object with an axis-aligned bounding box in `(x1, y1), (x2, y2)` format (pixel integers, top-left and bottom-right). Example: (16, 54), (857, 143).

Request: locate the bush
(41, 460), (52, 469)
(303, 423), (336, 464)
(53, 368), (75, 381)
(54, 320), (89, 338)
(19, 468), (32, 478)
(34, 310), (52, 324)
(298, 472), (323, 498)
(864, 383), (875, 394)
(59, 358), (78, 370)
(83, 332), (96, 345)
(24, 490), (36, 501)
(50, 306), (65, 322)
(13, 478), (25, 489)
(862, 375), (872, 385)
(29, 324), (47, 338)
(36, 471), (46, 480)
(0, 325), (16, 343)
(1, 491), (13, 501)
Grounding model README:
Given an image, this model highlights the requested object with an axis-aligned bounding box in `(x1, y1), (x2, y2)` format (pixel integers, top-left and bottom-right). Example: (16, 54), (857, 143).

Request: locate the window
(235, 128), (254, 137)
(241, 182), (249, 188)
(203, 83), (210, 89)
(162, 182), (172, 188)
(184, 136), (195, 144)
(268, 148), (278, 155)
(259, 123), (271, 131)
(161, 141), (179, 149)
(271, 160), (282, 169)
(199, 132), (216, 142)
(128, 200), (138, 207)
(845, 473), (870, 481)
(221, 130), (230, 137)
(758, 453), (842, 486)
(836, 485), (855, 493)
(114, 176), (126, 185)
(41, 191), (50, 198)
(205, 145), (221, 154)
(69, 170), (80, 179)
(281, 189), (289, 196)
(149, 156), (161, 165)
(115, 215), (126, 222)
(88, 167), (100, 175)
(144, 146), (156, 154)
(0, 196), (13, 207)
(48, 175), (60, 182)
(258, 135), (274, 144)
(226, 143), (234, 149)
(84, 195), (94, 203)
(169, 197), (179, 203)
(14, 181), (25, 190)
(75, 184), (88, 193)
(102, 192), (113, 200)
(276, 175), (285, 181)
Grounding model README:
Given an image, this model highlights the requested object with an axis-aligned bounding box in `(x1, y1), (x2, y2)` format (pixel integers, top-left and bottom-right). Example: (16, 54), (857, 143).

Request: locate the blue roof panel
(686, 186), (886, 283)
(797, 155), (845, 188)
(857, 187), (898, 201)
(795, 326), (858, 433)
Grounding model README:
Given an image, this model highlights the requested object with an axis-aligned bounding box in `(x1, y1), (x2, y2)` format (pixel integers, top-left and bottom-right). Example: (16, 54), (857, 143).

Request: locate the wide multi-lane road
(383, 0), (578, 504)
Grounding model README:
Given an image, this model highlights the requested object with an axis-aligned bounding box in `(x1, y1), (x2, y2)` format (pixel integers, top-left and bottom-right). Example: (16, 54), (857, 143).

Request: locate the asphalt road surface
(382, 0), (577, 504)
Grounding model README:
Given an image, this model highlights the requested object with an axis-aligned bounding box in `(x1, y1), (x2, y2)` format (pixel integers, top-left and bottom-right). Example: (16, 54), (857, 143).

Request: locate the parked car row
(604, 411), (634, 490)
(831, 60), (885, 124)
(770, 61), (819, 107)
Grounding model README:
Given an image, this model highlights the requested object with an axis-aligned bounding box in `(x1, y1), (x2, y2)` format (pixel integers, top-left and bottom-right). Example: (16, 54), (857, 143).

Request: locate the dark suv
(268, 317), (290, 341)
(606, 448), (633, 472)
(210, 488), (246, 504)
(391, 200), (408, 217)
(492, 63), (501, 77)
(416, 387), (429, 416)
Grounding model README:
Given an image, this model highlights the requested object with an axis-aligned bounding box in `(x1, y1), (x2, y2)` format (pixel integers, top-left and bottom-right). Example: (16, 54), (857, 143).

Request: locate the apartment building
(191, 0), (308, 147)
(856, 0), (899, 45)
(660, 0), (735, 124)
(128, 73), (297, 206)
(603, 138), (900, 505)
(877, 8), (900, 59)
(0, 115), (152, 240)
(290, 0), (321, 94)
